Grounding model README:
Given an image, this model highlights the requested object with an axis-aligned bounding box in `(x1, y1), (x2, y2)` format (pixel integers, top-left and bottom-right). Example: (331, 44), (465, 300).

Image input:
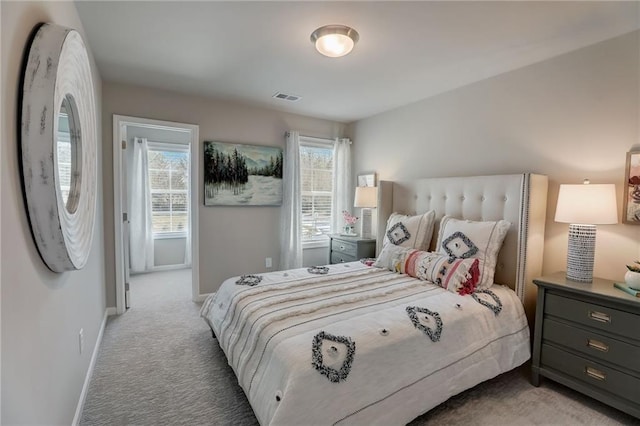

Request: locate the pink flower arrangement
(342, 210), (359, 225)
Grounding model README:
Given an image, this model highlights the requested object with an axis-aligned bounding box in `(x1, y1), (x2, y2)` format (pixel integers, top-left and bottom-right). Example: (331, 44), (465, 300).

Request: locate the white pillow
(383, 211), (436, 251)
(435, 216), (510, 289)
(373, 244), (411, 272)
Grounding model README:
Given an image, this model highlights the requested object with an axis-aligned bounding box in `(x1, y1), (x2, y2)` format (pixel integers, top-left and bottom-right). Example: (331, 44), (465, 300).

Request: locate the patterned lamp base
(360, 208), (373, 239)
(566, 224), (596, 283)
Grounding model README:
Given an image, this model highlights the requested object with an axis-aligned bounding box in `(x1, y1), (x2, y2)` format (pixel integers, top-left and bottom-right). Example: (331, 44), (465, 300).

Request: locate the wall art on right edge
(623, 151), (640, 224)
(357, 173), (376, 187)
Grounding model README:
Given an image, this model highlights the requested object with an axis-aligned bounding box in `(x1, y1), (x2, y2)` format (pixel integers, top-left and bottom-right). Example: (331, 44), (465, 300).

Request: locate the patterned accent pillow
(383, 211), (436, 250)
(373, 244), (411, 273)
(403, 250), (480, 295)
(374, 246), (480, 295)
(435, 216), (510, 289)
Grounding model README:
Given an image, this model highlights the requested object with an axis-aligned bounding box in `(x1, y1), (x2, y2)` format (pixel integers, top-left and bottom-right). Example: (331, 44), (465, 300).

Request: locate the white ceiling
(75, 1), (640, 123)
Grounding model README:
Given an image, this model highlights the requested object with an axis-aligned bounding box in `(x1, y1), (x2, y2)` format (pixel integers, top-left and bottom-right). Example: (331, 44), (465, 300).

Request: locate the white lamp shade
(555, 183), (618, 225)
(354, 186), (377, 208)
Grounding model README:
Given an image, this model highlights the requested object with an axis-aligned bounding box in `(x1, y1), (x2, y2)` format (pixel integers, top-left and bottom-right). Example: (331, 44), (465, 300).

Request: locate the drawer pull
(588, 310), (611, 324)
(585, 366), (606, 381)
(586, 338), (609, 352)
(339, 245), (346, 251)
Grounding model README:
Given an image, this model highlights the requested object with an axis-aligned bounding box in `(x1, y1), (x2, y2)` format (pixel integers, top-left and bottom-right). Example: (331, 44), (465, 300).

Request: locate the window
(300, 140), (334, 243)
(56, 114), (71, 204)
(147, 143), (189, 238)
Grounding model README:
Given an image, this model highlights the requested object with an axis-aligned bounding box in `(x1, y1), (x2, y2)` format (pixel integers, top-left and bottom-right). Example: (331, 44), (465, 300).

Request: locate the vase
(624, 270), (640, 290)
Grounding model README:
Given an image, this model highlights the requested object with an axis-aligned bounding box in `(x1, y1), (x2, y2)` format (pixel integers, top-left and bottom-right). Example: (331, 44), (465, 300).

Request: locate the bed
(201, 173), (548, 425)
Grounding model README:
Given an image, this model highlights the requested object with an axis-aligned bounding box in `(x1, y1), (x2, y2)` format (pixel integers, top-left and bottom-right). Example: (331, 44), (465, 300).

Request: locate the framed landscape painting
(204, 141), (283, 206)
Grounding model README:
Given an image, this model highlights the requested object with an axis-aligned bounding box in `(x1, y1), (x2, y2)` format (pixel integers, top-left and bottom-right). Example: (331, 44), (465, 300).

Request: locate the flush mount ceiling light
(310, 25), (359, 58)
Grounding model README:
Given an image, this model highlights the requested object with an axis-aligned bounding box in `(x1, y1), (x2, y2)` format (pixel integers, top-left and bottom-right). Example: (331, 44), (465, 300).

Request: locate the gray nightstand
(532, 272), (640, 419)
(329, 234), (376, 264)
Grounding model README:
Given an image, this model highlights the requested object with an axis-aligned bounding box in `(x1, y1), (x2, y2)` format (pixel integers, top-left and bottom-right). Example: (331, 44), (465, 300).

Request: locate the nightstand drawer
(328, 235), (375, 265)
(331, 239), (357, 256)
(542, 344), (640, 404)
(543, 318), (640, 374)
(330, 252), (356, 264)
(545, 293), (640, 341)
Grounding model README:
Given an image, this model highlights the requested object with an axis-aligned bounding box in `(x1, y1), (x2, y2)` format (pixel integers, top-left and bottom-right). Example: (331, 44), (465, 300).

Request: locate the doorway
(113, 115), (200, 314)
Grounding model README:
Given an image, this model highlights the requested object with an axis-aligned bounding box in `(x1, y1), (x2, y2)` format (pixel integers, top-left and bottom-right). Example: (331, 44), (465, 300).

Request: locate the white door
(113, 115), (200, 314)
(121, 139), (131, 308)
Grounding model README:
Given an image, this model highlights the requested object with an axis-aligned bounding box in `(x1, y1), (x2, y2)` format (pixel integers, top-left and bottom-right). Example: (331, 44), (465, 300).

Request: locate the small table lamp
(354, 186), (377, 238)
(554, 180), (617, 282)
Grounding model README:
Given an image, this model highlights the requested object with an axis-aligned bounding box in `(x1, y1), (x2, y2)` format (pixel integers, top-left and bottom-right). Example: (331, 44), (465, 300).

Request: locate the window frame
(299, 136), (335, 249)
(147, 141), (190, 240)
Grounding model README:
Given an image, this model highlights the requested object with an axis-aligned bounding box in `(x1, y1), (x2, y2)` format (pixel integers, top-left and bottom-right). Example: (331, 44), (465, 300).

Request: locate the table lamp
(354, 186), (377, 238)
(554, 180), (617, 282)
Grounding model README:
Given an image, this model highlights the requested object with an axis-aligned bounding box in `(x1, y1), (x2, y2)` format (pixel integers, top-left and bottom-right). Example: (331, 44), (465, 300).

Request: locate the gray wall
(1, 2), (106, 424)
(349, 30), (640, 282)
(154, 238), (187, 267)
(303, 246), (329, 267)
(102, 82), (346, 304)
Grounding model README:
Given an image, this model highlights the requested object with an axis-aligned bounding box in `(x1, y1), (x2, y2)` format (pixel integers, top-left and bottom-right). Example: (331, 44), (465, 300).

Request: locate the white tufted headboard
(376, 174), (548, 324)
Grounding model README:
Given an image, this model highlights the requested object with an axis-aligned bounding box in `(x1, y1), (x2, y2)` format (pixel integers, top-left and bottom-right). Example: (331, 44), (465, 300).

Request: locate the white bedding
(201, 262), (530, 425)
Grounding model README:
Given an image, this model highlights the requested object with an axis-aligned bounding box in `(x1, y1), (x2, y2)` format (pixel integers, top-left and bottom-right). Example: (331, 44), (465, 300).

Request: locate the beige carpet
(80, 269), (639, 425)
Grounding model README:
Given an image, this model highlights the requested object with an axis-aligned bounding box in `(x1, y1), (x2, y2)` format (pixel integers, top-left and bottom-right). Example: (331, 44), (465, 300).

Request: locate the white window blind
(147, 142), (190, 238)
(56, 124), (71, 204)
(300, 141), (334, 243)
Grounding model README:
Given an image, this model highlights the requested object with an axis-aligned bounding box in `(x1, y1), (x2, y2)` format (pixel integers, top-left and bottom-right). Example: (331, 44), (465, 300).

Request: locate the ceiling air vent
(272, 92), (301, 102)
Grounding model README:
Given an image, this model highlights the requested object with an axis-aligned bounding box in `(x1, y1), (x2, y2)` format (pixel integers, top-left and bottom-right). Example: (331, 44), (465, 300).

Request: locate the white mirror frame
(21, 23), (97, 272)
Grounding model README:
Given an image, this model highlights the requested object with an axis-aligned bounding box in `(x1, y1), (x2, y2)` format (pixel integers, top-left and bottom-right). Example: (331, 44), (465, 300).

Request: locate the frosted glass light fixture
(310, 25), (359, 58)
(555, 180), (617, 282)
(354, 186), (377, 238)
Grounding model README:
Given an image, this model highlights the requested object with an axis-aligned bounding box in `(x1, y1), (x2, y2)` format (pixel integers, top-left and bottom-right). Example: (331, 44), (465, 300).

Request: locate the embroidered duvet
(201, 262), (530, 425)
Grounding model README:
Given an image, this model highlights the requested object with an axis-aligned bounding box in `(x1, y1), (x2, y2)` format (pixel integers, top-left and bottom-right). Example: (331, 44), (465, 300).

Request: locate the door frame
(113, 114), (200, 314)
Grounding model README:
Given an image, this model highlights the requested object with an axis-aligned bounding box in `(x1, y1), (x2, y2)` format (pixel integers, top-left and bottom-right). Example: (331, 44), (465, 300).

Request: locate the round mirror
(56, 95), (82, 213)
(21, 23), (97, 272)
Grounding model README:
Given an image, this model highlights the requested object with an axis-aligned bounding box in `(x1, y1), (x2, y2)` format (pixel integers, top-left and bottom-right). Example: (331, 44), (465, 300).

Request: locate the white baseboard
(193, 292), (213, 303)
(129, 264), (190, 276)
(151, 264), (190, 273)
(72, 308), (110, 426)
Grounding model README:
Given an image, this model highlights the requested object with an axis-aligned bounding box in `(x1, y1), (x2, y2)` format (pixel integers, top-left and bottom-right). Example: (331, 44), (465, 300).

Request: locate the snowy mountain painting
(204, 141), (283, 206)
